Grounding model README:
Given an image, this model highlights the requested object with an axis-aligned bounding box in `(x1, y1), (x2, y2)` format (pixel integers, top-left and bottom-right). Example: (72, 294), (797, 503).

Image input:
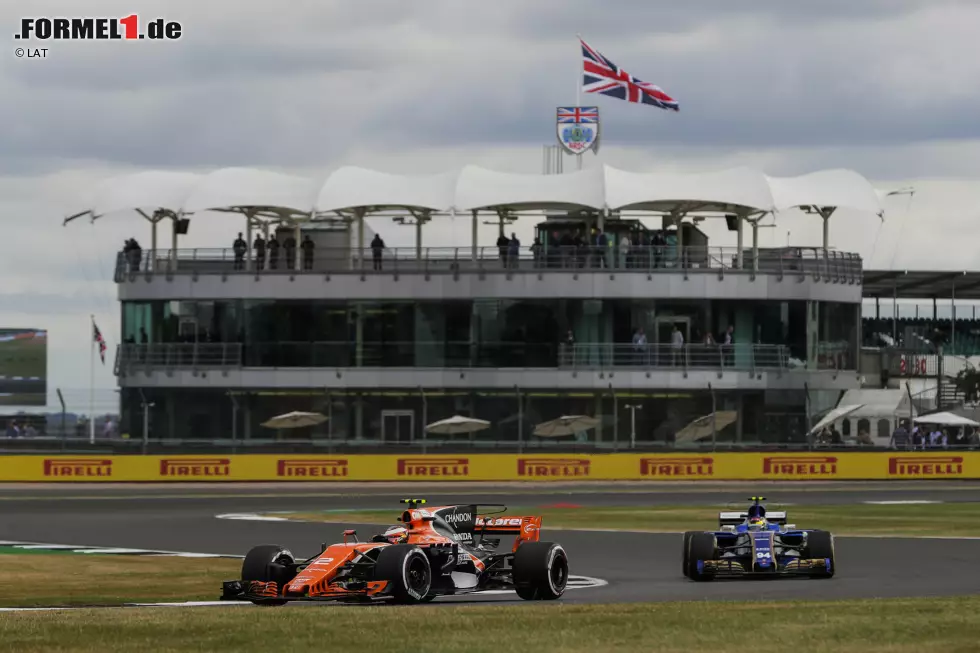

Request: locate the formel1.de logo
(15, 15), (182, 41)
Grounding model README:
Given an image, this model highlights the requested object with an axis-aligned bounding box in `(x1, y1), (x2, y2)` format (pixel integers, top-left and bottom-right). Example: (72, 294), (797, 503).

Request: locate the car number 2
(756, 552), (771, 559)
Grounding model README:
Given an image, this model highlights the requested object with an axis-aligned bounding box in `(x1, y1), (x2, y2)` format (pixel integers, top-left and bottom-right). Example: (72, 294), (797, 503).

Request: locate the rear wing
(718, 511), (788, 528)
(475, 515), (542, 550)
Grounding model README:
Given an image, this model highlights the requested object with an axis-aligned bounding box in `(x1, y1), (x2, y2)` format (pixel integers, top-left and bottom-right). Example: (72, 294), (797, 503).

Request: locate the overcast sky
(3, 0), (980, 411)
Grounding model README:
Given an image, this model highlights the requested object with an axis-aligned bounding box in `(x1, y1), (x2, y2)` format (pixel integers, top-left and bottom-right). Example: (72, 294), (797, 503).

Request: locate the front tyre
(681, 531), (700, 578)
(804, 530), (835, 578)
(513, 542), (569, 600)
(687, 533), (717, 582)
(241, 544), (295, 606)
(374, 545), (433, 604)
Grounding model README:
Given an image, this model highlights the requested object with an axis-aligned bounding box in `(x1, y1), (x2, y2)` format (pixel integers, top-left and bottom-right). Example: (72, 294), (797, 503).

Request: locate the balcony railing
(114, 246), (863, 283)
(116, 341), (793, 372)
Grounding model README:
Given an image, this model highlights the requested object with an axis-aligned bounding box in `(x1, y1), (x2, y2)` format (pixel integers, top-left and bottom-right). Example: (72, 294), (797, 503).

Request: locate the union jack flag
(93, 320), (106, 364)
(581, 37), (679, 111)
(557, 106), (599, 123)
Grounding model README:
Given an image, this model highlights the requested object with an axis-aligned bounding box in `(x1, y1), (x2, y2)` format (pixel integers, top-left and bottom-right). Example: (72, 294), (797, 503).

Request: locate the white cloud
(2, 0), (980, 410)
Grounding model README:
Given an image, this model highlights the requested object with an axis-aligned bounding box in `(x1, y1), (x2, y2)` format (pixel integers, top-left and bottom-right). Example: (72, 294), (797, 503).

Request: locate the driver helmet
(747, 516), (767, 531)
(383, 525), (408, 544)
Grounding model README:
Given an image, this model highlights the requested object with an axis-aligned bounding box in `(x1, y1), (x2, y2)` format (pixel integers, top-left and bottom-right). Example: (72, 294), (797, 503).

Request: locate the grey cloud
(4, 0), (980, 173)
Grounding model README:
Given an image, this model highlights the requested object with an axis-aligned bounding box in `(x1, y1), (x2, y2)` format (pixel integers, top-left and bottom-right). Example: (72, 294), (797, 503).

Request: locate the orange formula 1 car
(219, 499), (569, 605)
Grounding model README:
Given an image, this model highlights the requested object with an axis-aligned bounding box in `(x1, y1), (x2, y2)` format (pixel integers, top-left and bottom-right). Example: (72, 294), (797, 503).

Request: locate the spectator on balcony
(889, 420), (910, 449)
(233, 233), (247, 270)
(371, 234), (385, 270)
(618, 234), (630, 269)
(301, 235), (315, 271)
(139, 327), (148, 344)
(508, 233), (520, 269)
(531, 237), (543, 268)
(124, 238), (142, 272)
(671, 324), (685, 366)
(561, 329), (575, 366)
(253, 234), (266, 271)
(496, 234), (509, 267)
(632, 327), (647, 365)
(267, 234), (280, 270)
(652, 230), (666, 268)
(722, 325), (734, 366)
(284, 234), (297, 270)
(594, 229), (608, 268)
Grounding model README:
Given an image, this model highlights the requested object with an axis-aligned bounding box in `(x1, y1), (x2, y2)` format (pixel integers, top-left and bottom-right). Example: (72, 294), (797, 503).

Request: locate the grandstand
(863, 269), (980, 355)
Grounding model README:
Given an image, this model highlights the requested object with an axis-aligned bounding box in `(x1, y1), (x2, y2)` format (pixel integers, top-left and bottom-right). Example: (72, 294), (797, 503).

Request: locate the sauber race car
(220, 499), (569, 604)
(682, 497), (835, 581)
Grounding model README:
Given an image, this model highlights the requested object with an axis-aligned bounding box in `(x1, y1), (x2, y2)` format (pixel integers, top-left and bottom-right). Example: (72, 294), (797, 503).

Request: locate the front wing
(696, 557), (832, 578)
(220, 579), (392, 603)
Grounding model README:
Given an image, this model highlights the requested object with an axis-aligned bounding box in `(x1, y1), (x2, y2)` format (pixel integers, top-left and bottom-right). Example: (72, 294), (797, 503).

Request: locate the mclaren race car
(682, 497), (835, 581)
(220, 499), (569, 604)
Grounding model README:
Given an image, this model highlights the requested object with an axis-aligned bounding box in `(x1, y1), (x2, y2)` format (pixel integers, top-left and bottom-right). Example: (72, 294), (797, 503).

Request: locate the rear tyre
(512, 542), (569, 600)
(241, 544), (295, 606)
(804, 530), (835, 578)
(374, 545), (433, 604)
(681, 532), (699, 578)
(687, 533), (717, 582)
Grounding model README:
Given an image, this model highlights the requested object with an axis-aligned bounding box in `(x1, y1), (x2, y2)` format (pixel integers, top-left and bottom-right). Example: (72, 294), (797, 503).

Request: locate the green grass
(0, 337), (46, 379)
(271, 502), (980, 537)
(0, 554), (239, 607)
(2, 597), (980, 653)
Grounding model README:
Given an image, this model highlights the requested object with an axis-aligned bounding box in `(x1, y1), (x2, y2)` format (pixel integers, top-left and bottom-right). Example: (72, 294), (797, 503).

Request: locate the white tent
(809, 404), (865, 436)
(65, 164), (895, 223)
(913, 412), (980, 427)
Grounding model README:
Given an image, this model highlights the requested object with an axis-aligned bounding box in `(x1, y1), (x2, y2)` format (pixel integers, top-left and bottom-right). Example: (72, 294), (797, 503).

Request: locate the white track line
(863, 500), (942, 505)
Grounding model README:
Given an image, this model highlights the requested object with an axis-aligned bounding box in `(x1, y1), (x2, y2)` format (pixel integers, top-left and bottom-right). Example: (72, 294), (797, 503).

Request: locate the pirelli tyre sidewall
(241, 544), (295, 605)
(804, 530), (836, 578)
(513, 541), (569, 600)
(681, 531), (700, 578)
(688, 533), (717, 582)
(374, 544), (433, 604)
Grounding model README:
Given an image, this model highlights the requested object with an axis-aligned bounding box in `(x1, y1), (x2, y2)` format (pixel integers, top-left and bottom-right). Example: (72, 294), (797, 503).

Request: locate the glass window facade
(121, 299), (858, 369)
(119, 387), (796, 446)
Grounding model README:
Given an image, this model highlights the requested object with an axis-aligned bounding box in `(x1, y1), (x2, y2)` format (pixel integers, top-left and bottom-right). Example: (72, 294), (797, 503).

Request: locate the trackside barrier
(0, 453), (976, 482)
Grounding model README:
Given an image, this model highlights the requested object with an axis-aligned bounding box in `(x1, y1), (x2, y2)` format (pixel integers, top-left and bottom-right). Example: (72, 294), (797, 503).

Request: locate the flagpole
(575, 32), (583, 171)
(89, 314), (95, 445)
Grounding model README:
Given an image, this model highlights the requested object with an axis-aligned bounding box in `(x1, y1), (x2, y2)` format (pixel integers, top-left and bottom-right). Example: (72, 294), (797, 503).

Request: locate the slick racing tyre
(681, 531), (700, 578)
(513, 541), (569, 600)
(241, 544), (295, 606)
(804, 530), (836, 578)
(374, 545), (433, 604)
(687, 533), (717, 582)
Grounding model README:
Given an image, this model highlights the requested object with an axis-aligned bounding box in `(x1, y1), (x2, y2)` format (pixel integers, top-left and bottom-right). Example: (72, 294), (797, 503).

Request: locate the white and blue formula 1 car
(682, 497), (835, 581)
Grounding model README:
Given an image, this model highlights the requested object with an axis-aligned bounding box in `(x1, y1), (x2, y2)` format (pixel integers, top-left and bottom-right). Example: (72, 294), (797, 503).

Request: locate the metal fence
(115, 246), (863, 282)
(115, 342), (791, 372)
(3, 436), (975, 455)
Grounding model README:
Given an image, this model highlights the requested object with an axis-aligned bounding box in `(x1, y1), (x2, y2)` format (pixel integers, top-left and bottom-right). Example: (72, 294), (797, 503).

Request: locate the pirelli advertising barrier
(0, 452), (975, 482)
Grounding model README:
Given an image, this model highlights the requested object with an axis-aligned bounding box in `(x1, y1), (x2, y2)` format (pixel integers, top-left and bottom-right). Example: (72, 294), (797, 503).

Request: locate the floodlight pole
(624, 404), (642, 449)
(89, 314), (96, 445)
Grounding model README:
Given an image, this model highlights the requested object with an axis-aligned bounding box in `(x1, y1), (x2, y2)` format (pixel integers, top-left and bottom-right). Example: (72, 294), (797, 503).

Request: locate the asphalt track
(1, 481), (979, 604)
